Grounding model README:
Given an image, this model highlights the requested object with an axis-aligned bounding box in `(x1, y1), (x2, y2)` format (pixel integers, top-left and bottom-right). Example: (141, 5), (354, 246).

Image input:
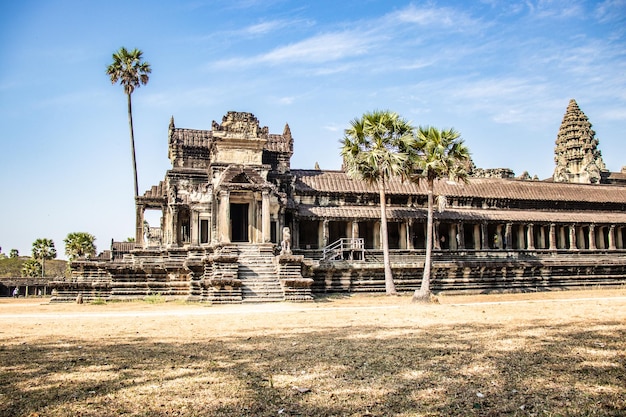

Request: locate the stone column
(549, 224), (557, 250)
(433, 221), (441, 250)
(537, 226), (545, 249)
(262, 190), (270, 243)
(505, 223), (512, 250)
(481, 223), (488, 250)
(609, 225), (616, 250)
(323, 219), (329, 248)
(135, 204), (145, 248)
(449, 223), (457, 250)
(588, 224), (596, 250)
(407, 220), (414, 250)
(191, 210), (199, 245)
(170, 206), (179, 247)
(473, 224), (481, 250)
(218, 190), (230, 243)
(457, 222), (465, 250)
(569, 225), (577, 250)
(617, 227), (624, 249)
(351, 221), (359, 239)
(577, 227), (585, 250)
(526, 224), (535, 250)
(399, 221), (407, 249)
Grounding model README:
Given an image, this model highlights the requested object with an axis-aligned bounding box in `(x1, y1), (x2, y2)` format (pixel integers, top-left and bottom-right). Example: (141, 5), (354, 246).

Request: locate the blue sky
(1, 0), (625, 259)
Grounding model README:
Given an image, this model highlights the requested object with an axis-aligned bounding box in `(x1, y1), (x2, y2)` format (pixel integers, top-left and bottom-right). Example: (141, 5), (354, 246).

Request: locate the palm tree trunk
(379, 179), (397, 294)
(413, 178), (434, 302)
(127, 93), (139, 199)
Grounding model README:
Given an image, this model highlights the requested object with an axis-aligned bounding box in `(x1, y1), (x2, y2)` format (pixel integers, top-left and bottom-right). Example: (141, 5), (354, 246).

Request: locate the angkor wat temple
(51, 99), (626, 302)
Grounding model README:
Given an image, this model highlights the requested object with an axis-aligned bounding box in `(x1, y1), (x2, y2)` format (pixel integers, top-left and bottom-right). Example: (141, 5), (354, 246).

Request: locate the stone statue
(281, 227), (292, 255)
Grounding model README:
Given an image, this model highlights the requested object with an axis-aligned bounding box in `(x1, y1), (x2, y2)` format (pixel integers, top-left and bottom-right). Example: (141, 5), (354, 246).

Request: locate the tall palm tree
(106, 47), (151, 199)
(64, 232), (97, 261)
(409, 126), (470, 302)
(32, 238), (57, 278)
(341, 110), (415, 294)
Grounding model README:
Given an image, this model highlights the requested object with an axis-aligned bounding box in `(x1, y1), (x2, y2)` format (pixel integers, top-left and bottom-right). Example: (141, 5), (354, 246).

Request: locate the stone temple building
(51, 100), (626, 302)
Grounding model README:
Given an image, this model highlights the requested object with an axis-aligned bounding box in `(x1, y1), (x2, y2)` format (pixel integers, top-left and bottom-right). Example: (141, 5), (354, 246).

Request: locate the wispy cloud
(593, 0), (626, 23)
(212, 30), (372, 69)
(389, 3), (482, 31)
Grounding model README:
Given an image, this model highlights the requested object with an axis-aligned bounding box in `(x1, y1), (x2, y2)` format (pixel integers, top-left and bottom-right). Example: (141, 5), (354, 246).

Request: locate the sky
(1, 0), (625, 259)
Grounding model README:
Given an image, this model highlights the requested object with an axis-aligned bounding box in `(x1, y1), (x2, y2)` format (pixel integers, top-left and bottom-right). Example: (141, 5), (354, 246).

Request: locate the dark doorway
(231, 203), (249, 242)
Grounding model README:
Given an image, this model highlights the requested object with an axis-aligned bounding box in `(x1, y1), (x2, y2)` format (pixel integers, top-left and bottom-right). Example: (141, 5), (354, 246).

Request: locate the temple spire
(553, 99), (606, 184)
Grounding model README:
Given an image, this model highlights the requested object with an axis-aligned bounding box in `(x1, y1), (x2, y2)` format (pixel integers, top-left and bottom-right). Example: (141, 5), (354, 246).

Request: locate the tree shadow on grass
(1, 319), (625, 416)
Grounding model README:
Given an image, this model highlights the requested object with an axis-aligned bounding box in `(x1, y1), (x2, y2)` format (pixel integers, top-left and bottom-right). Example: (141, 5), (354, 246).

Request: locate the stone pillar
(617, 227), (624, 249)
(218, 190), (230, 243)
(588, 224), (597, 250)
(473, 224), (481, 249)
(609, 225), (616, 250)
(505, 223), (512, 250)
(526, 224), (535, 250)
(262, 190), (270, 243)
(537, 226), (545, 249)
(351, 221), (359, 239)
(135, 204), (145, 248)
(457, 222), (465, 250)
(170, 206), (179, 247)
(191, 211), (199, 245)
(549, 224), (557, 250)
(577, 227), (585, 250)
(433, 221), (441, 250)
(323, 220), (329, 248)
(449, 223), (457, 250)
(399, 221), (407, 249)
(569, 225), (577, 250)
(407, 220), (414, 250)
(481, 223), (488, 250)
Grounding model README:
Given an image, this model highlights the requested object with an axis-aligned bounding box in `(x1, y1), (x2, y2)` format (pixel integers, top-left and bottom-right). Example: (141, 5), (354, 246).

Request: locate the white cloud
(212, 31), (371, 69)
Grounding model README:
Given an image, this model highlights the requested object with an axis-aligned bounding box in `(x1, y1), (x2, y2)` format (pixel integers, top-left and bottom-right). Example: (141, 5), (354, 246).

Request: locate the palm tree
(409, 126), (470, 302)
(106, 47), (151, 199)
(31, 238), (57, 277)
(341, 110), (415, 294)
(64, 232), (97, 261)
(21, 258), (42, 278)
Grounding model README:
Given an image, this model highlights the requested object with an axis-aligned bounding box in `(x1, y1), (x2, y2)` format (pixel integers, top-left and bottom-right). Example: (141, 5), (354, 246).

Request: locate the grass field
(1, 289), (625, 416)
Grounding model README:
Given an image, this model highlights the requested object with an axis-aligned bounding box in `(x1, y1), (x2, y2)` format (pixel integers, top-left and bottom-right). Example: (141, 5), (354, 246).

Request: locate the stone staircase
(235, 244), (284, 302)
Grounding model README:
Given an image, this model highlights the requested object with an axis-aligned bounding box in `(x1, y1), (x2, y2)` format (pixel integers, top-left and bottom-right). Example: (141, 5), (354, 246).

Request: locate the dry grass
(1, 289), (625, 416)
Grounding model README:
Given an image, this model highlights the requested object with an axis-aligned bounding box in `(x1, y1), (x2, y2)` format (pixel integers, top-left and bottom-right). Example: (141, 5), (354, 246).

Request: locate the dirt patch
(1, 288), (625, 416)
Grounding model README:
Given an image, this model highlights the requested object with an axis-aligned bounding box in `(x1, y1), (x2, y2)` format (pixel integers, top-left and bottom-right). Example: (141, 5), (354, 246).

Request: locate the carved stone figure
(281, 227), (292, 255)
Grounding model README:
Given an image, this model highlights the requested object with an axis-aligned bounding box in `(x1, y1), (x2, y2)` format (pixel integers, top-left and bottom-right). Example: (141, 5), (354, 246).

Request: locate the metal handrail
(322, 238), (365, 261)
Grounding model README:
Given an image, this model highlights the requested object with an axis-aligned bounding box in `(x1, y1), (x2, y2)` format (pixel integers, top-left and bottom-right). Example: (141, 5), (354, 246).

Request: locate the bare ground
(1, 288), (625, 416)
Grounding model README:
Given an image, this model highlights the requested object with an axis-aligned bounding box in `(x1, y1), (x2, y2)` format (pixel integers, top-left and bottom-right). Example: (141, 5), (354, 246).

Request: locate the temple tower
(553, 99), (606, 183)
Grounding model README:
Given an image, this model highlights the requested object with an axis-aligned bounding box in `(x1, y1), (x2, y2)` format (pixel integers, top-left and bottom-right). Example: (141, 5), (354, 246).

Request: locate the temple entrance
(231, 203), (249, 242)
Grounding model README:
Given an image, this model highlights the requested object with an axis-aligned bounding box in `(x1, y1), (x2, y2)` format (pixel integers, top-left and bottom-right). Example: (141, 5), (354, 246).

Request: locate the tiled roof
(169, 128), (213, 147)
(298, 205), (626, 224)
(292, 170), (626, 203)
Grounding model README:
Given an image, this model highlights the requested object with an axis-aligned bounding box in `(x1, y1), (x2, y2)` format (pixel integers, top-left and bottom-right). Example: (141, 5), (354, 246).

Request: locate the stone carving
(211, 111), (269, 138)
(281, 227), (292, 255)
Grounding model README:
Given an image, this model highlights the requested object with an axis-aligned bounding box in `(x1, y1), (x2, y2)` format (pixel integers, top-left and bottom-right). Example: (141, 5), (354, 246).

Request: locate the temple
(51, 100), (626, 302)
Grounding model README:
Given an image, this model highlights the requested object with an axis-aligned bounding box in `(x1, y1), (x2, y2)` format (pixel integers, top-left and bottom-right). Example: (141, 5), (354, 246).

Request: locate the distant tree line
(0, 232), (97, 278)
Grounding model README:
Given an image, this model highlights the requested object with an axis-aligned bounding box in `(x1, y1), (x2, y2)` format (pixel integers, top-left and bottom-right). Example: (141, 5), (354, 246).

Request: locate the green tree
(341, 110), (415, 294)
(106, 47), (151, 199)
(64, 232), (97, 260)
(409, 126), (470, 302)
(32, 238), (57, 278)
(9, 249), (19, 258)
(21, 258), (42, 278)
